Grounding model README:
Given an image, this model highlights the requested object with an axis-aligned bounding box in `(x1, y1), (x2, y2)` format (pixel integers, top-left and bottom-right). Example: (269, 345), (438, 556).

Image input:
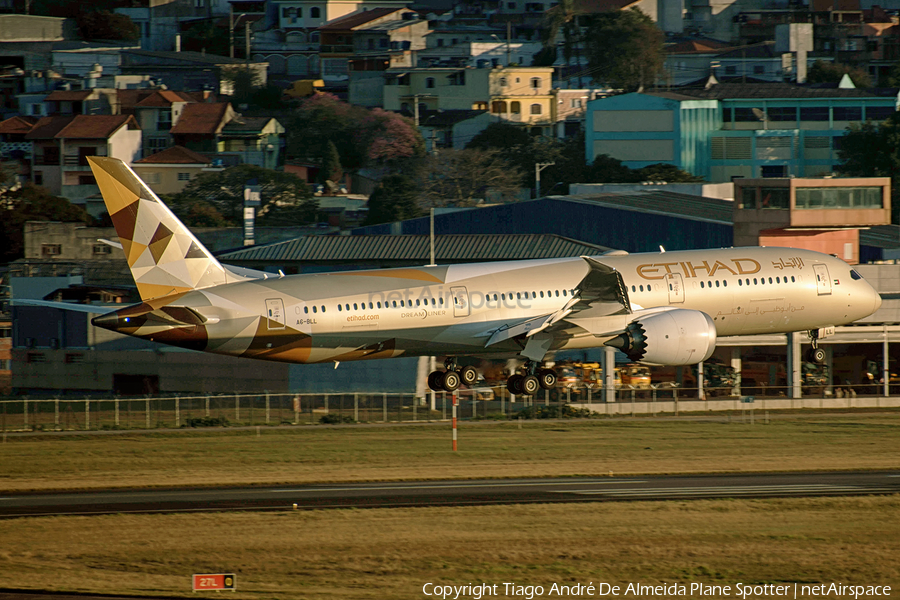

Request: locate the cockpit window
(850, 270), (863, 280)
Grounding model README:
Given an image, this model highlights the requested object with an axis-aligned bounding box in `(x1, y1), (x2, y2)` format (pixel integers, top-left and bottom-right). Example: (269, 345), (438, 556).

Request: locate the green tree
(583, 8), (665, 92)
(807, 60), (872, 88)
(417, 148), (525, 207)
(364, 174), (420, 226)
(318, 140), (343, 192)
(0, 184), (91, 263)
(541, 0), (585, 86)
(583, 154), (639, 183)
(76, 10), (139, 41)
(636, 163), (705, 182)
(288, 94), (423, 171)
(467, 123), (533, 152)
(170, 165), (316, 225)
(836, 113), (900, 222)
(183, 21), (230, 57)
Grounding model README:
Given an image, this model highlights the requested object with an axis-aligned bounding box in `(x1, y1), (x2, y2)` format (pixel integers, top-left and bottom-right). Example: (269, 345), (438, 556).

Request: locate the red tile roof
(55, 115), (139, 139)
(134, 145), (211, 165)
(170, 102), (231, 135)
(44, 90), (94, 102)
(0, 116), (38, 135)
(135, 90), (194, 107)
(24, 116), (75, 140)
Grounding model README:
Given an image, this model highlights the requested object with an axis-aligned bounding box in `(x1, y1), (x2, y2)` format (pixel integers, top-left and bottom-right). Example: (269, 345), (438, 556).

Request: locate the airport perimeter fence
(1, 385), (899, 433)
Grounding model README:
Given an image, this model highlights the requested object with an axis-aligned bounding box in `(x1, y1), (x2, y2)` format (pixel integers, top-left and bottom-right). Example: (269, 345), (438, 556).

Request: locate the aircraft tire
(538, 368), (557, 390)
(427, 371), (444, 392)
(442, 370), (461, 392)
(458, 365), (478, 386)
(521, 375), (540, 396)
(809, 347), (827, 364)
(507, 374), (524, 395)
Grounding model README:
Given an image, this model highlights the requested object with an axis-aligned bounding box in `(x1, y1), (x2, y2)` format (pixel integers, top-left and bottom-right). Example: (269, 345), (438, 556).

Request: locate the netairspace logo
(421, 582), (893, 599)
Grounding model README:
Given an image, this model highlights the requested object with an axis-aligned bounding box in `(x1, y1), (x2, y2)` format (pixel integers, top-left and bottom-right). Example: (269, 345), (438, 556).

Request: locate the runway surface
(1, 471), (898, 517)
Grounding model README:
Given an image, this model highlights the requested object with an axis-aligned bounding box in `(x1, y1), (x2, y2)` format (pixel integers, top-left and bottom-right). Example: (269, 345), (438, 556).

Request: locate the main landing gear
(427, 358), (478, 393)
(506, 361), (557, 396)
(805, 330), (827, 364)
(426, 359), (559, 397)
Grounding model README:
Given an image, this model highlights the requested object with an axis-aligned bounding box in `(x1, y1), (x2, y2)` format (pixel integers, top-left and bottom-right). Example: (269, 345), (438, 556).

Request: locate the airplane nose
(874, 290), (883, 313)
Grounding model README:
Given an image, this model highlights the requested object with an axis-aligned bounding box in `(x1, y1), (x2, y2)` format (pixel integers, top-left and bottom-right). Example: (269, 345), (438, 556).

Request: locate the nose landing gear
(805, 330), (827, 364)
(427, 359), (478, 393)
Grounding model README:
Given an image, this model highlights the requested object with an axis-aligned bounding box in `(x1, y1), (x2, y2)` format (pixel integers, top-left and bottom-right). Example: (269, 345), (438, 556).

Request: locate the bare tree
(416, 148), (525, 209)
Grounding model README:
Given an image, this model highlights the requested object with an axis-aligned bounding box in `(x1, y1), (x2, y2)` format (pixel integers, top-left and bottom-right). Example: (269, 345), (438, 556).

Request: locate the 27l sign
(192, 573), (236, 592)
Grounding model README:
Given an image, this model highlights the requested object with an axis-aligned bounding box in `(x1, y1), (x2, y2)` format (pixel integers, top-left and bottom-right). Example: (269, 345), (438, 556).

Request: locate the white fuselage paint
(174, 246), (881, 364)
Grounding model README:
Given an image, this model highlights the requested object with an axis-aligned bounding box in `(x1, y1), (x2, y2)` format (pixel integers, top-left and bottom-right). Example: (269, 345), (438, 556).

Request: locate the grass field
(1, 415), (899, 599)
(1, 497), (898, 599)
(1, 415), (899, 492)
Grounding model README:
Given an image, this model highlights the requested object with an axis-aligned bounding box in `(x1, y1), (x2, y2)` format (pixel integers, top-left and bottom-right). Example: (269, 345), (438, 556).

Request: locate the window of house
(833, 106), (862, 121)
(157, 108), (172, 129)
(800, 107), (829, 121)
(753, 65), (765, 74)
(311, 6), (320, 18)
(866, 106), (895, 120)
(144, 172), (161, 184)
(426, 77), (435, 88)
(42, 244), (62, 256)
(437, 39), (444, 47)
(34, 171), (42, 186)
(492, 101), (507, 113)
(530, 103), (541, 115)
(79, 175), (96, 185)
(511, 101), (520, 113)
(530, 77), (541, 88)
(178, 173), (191, 181)
(768, 107), (797, 121)
(725, 65), (737, 75)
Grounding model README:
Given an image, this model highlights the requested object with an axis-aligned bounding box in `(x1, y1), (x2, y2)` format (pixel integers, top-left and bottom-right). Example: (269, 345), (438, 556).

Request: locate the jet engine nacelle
(610, 309), (716, 366)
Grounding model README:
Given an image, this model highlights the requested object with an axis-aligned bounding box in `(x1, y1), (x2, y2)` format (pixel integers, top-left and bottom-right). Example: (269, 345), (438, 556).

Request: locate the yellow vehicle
(283, 79), (324, 99)
(615, 364), (651, 389)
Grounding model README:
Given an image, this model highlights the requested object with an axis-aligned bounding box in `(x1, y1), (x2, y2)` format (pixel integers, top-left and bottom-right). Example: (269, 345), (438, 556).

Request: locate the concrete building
(585, 81), (900, 182)
(733, 176), (892, 263)
(383, 65), (556, 135)
(132, 146), (215, 195)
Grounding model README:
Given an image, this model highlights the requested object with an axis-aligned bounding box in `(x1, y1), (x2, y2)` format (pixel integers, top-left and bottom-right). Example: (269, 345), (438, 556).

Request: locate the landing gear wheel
(521, 375), (540, 396)
(537, 368), (557, 390)
(806, 346), (826, 364)
(441, 370), (461, 392)
(427, 371), (444, 392)
(507, 374), (524, 395)
(458, 365), (478, 386)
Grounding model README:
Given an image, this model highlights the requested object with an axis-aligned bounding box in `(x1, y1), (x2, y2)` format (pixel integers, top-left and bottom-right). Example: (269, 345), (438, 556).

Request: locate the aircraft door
(666, 273), (684, 304)
(450, 286), (470, 317)
(265, 298), (286, 330)
(813, 264), (832, 296)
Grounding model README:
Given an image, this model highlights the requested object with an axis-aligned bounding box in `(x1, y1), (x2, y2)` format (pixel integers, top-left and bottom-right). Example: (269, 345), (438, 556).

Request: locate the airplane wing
(485, 255), (633, 360)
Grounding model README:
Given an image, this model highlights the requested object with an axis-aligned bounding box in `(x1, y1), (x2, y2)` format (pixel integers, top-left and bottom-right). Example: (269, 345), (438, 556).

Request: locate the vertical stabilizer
(88, 156), (236, 301)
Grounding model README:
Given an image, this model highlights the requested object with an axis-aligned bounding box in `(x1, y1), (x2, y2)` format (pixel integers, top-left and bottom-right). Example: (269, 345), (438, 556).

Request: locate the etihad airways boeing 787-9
(34, 157), (882, 396)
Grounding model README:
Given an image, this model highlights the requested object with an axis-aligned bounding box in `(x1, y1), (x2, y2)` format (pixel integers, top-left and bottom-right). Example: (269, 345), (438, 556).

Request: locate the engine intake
(609, 309), (716, 365)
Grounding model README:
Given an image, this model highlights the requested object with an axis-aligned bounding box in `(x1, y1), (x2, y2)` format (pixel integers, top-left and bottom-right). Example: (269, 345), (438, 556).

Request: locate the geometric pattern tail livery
(88, 156), (239, 301)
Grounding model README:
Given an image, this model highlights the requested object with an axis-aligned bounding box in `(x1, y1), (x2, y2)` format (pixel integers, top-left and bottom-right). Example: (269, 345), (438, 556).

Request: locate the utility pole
(534, 162), (554, 199)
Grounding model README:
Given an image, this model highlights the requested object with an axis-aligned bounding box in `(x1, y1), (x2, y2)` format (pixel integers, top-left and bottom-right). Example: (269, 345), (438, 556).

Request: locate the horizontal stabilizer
(11, 299), (118, 315)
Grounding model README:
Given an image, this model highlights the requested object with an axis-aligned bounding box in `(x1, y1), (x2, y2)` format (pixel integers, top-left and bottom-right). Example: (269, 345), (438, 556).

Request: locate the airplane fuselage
(93, 246), (882, 365)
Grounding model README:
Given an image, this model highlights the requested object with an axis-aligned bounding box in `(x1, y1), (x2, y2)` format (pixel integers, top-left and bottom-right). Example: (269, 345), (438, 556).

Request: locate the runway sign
(192, 573), (236, 591)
